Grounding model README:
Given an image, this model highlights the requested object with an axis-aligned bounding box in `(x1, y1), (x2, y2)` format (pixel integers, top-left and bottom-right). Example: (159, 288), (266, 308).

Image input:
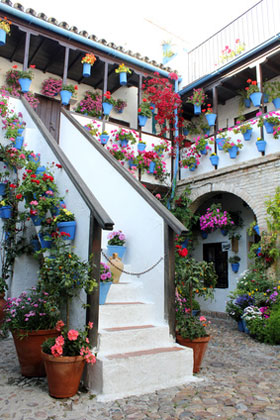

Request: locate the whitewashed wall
(59, 113), (166, 324)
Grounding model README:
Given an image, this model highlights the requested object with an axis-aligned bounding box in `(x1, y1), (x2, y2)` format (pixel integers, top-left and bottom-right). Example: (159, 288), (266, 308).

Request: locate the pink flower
(68, 329), (79, 341)
(199, 316), (206, 322)
(51, 344), (63, 357)
(55, 335), (65, 346)
(55, 320), (65, 331)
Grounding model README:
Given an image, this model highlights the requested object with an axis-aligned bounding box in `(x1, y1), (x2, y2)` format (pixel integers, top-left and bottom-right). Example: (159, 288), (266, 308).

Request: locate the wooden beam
(23, 31), (31, 70)
(28, 37), (46, 63)
(63, 46), (70, 84)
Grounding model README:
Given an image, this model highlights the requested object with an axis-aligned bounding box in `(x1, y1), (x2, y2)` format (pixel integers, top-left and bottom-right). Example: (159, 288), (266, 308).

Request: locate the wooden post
(164, 223), (175, 338)
(62, 46), (70, 85)
(213, 85), (218, 158)
(138, 74), (143, 131)
(102, 61), (109, 131)
(258, 62), (265, 141)
(23, 31), (31, 70)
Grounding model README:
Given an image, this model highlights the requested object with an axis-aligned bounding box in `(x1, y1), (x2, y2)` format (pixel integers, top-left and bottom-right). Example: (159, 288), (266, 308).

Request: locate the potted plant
(138, 98), (153, 127)
(202, 104), (216, 127)
(187, 88), (207, 115)
(222, 138), (243, 159)
(41, 320), (96, 398)
(102, 91), (116, 116)
(137, 139), (146, 152)
(115, 63), (132, 86)
(263, 80), (280, 109)
(180, 154), (198, 172)
(107, 230), (126, 260)
(99, 130), (110, 145)
(256, 136), (266, 152)
(0, 198), (12, 219)
(53, 208), (76, 240)
(0, 16), (11, 46)
(84, 122), (99, 136)
(200, 203), (234, 235)
(81, 53), (96, 77)
(116, 128), (136, 147)
(0, 169), (10, 196)
(194, 136), (209, 155)
(3, 287), (60, 377)
(60, 83), (78, 106)
(233, 120), (253, 141)
(41, 78), (62, 97)
(229, 255), (241, 273)
(245, 79), (262, 107)
(153, 141), (169, 156)
(257, 113), (280, 138)
(18, 66), (35, 93)
(114, 98), (127, 114)
(209, 152), (219, 167)
(75, 90), (102, 117)
(99, 261), (113, 305)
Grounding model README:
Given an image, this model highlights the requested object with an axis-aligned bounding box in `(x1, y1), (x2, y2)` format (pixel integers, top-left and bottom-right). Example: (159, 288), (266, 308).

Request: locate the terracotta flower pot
(41, 352), (85, 398)
(12, 328), (59, 377)
(176, 334), (210, 373)
(0, 292), (6, 328)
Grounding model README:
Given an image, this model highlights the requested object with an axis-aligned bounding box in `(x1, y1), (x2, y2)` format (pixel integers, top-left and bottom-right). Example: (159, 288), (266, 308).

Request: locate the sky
(11, 0), (259, 62)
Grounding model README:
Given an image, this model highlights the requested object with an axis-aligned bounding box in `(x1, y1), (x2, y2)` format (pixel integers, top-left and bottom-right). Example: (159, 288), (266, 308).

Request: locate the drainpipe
(0, 4), (171, 78)
(168, 78), (180, 209)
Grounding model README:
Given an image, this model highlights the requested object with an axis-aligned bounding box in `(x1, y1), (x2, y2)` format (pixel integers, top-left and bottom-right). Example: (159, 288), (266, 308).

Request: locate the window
(203, 243), (228, 288)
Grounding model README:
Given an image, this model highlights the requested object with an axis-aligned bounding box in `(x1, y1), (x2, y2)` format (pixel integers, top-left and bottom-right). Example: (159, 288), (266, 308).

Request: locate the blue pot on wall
(17, 127), (25, 135)
(221, 229), (228, 236)
(38, 233), (52, 249)
(244, 98), (251, 108)
(205, 113), (217, 127)
(264, 121), (274, 134)
(188, 164), (197, 172)
(183, 128), (189, 136)
(194, 104), (201, 115)
(200, 143), (208, 155)
(263, 93), (269, 103)
(138, 115), (148, 127)
(35, 165), (46, 175)
(210, 155), (219, 166)
(256, 140), (266, 152)
(228, 145), (238, 159)
(107, 245), (126, 259)
(216, 138), (225, 151)
(272, 97), (280, 110)
(231, 262), (240, 273)
(237, 319), (245, 332)
(30, 214), (43, 226)
(0, 205), (12, 219)
(99, 282), (112, 305)
(149, 161), (156, 173)
(242, 129), (253, 141)
(14, 136), (24, 150)
(0, 183), (6, 196)
(82, 62), (91, 78)
(102, 102), (113, 115)
(57, 221), (76, 240)
(0, 28), (7, 46)
(250, 92), (262, 107)
(60, 90), (72, 105)
(137, 142), (146, 152)
(100, 134), (109, 145)
(28, 153), (40, 163)
(120, 139), (128, 148)
(253, 225), (260, 236)
(19, 78), (32, 93)
(119, 72), (127, 86)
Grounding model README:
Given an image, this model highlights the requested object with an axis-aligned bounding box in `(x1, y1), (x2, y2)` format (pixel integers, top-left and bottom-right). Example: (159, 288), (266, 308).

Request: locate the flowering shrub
(187, 88), (207, 106)
(200, 204), (234, 232)
(245, 79), (259, 97)
(76, 91), (102, 117)
(81, 53), (96, 66)
(114, 98), (127, 113)
(103, 91), (116, 106)
(138, 98), (153, 118)
(42, 320), (96, 364)
(41, 78), (62, 97)
(107, 230), (126, 246)
(100, 262), (113, 283)
(242, 305), (262, 321)
(53, 208), (75, 223)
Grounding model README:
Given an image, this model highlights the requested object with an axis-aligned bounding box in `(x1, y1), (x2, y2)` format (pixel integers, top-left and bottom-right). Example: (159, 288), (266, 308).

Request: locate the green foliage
(225, 291), (244, 321)
(229, 255), (241, 264)
(247, 305), (280, 344)
(170, 187), (199, 231)
(138, 100), (153, 118)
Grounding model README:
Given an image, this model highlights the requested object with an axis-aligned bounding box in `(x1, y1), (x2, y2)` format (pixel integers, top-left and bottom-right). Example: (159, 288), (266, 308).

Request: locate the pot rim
(12, 327), (58, 337)
(41, 351), (85, 363)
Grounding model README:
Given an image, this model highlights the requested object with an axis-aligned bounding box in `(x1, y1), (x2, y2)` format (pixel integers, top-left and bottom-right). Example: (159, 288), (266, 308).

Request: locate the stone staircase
(86, 279), (194, 401)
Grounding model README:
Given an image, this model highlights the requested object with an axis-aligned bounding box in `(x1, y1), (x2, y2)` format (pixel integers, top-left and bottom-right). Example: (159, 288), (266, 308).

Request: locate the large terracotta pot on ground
(41, 352), (85, 398)
(176, 334), (211, 373)
(12, 328), (59, 377)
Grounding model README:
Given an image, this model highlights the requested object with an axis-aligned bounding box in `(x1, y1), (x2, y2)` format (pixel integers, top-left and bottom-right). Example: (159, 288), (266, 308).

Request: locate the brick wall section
(177, 153), (280, 231)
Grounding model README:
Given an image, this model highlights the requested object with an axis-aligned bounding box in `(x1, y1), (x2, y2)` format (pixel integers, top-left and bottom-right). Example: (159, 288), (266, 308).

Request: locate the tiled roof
(2, 0), (175, 73)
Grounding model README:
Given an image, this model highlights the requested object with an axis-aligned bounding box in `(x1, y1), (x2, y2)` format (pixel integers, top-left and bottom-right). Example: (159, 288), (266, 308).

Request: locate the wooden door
(35, 95), (61, 143)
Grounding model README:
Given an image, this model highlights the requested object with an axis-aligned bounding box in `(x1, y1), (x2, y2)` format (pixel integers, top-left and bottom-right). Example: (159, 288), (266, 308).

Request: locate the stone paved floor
(0, 317), (280, 420)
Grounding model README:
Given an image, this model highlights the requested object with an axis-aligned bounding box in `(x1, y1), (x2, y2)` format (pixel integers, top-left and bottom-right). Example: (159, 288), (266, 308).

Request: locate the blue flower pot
(107, 245), (126, 259)
(183, 128), (189, 136)
(14, 136), (24, 150)
(149, 161), (156, 173)
(205, 113), (217, 127)
(100, 134), (109, 145)
(237, 320), (245, 332)
(192, 310), (200, 317)
(17, 127), (24, 135)
(189, 164), (197, 172)
(200, 145), (208, 155)
(0, 205), (12, 219)
(250, 92), (262, 107)
(182, 238), (189, 248)
(264, 121), (274, 134)
(221, 229), (228, 236)
(99, 281), (112, 305)
(51, 200), (66, 216)
(119, 72), (127, 86)
(231, 262), (240, 273)
(242, 129), (253, 141)
(102, 102), (113, 115)
(0, 28), (7, 46)
(60, 90), (72, 105)
(256, 140), (266, 152)
(38, 233), (52, 249)
(30, 214), (43, 226)
(263, 93), (269, 104)
(244, 98), (251, 108)
(242, 319), (250, 334)
(228, 145), (238, 159)
(57, 221), (76, 240)
(253, 225), (260, 236)
(28, 153), (40, 163)
(150, 103), (156, 113)
(19, 78), (32, 93)
(216, 138), (225, 151)
(120, 139), (128, 148)
(194, 104), (201, 115)
(31, 239), (41, 252)
(137, 142), (146, 152)
(82, 62), (91, 78)
(138, 115), (148, 127)
(201, 231), (208, 239)
(210, 155), (219, 166)
(35, 166), (46, 175)
(272, 97), (280, 109)
(0, 183), (6, 196)
(203, 128), (210, 136)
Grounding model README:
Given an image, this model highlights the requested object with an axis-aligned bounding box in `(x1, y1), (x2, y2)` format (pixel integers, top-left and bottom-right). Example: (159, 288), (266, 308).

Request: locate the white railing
(186, 0), (280, 84)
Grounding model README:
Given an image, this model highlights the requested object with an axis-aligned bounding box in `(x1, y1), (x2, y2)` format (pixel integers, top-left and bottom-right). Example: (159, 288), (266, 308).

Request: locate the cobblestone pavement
(0, 317), (280, 420)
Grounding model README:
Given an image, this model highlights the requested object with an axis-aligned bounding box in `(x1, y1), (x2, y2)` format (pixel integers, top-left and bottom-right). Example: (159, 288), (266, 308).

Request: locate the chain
(101, 249), (165, 277)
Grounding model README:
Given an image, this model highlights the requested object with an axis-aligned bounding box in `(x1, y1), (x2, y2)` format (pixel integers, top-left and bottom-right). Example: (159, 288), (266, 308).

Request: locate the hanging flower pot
(35, 165), (46, 175)
(205, 113), (217, 127)
(102, 102), (113, 115)
(216, 138), (225, 151)
(0, 183), (6, 196)
(0, 28), (7, 46)
(99, 281), (112, 305)
(137, 142), (146, 152)
(244, 98), (251, 108)
(119, 72), (127, 86)
(188, 163), (197, 172)
(221, 229), (228, 236)
(0, 205), (12, 219)
(82, 62), (91, 78)
(242, 129), (253, 141)
(30, 214), (43, 226)
(14, 136), (24, 150)
(19, 78), (32, 93)
(263, 93), (269, 103)
(183, 128), (189, 136)
(138, 115), (148, 127)
(17, 126), (25, 135)
(107, 245), (126, 259)
(250, 92), (262, 107)
(100, 134), (109, 145)
(38, 233), (53, 249)
(28, 153), (40, 163)
(264, 121), (274, 134)
(194, 104), (201, 115)
(210, 155), (219, 166)
(120, 139), (128, 148)
(228, 145), (238, 159)
(200, 143), (208, 155)
(201, 231), (208, 239)
(231, 262), (240, 273)
(57, 221), (76, 240)
(256, 139), (266, 152)
(272, 97), (280, 109)
(60, 90), (72, 106)
(253, 225), (260, 236)
(148, 161), (156, 174)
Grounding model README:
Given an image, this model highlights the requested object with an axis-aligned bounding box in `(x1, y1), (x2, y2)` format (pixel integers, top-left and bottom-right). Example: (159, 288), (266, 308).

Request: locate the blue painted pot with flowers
(54, 208), (76, 240)
(138, 99), (153, 127)
(107, 230), (126, 260)
(115, 63), (132, 86)
(99, 262), (113, 305)
(81, 53), (96, 78)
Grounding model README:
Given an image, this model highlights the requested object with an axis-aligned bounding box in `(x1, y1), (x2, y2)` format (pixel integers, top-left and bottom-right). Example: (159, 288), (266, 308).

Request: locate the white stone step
(99, 324), (171, 354)
(86, 345), (194, 401)
(99, 302), (156, 328)
(106, 281), (144, 302)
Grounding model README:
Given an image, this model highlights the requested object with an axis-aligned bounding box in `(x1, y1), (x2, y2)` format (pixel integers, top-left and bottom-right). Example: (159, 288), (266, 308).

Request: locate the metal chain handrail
(101, 249), (165, 277)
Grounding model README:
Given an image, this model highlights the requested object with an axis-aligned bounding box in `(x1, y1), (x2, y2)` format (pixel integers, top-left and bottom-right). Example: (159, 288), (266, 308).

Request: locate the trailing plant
(41, 78), (62, 97)
(114, 98), (127, 113)
(75, 91), (102, 117)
